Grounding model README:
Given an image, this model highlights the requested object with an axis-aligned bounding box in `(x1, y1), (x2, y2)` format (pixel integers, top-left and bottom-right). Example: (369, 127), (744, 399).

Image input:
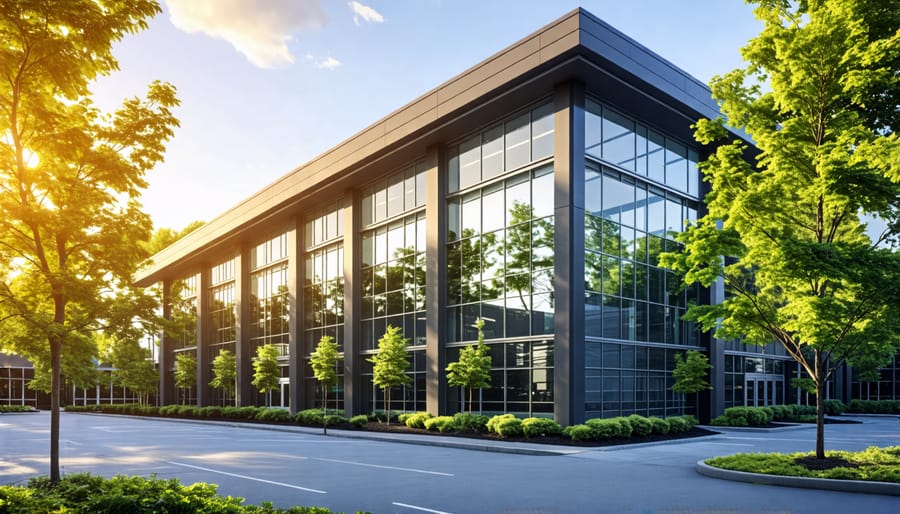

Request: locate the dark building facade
(135, 9), (861, 424)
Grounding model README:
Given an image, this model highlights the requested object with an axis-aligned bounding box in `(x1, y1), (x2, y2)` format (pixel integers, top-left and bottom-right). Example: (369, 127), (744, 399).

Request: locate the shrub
(324, 414), (346, 426)
(746, 407), (771, 426)
(769, 404), (792, 420)
(521, 417), (563, 438)
(349, 414), (368, 428)
(236, 406), (260, 419)
(823, 399), (848, 415)
(295, 409), (324, 425)
(680, 415), (699, 429)
(424, 415), (455, 432)
(585, 418), (619, 439)
(402, 411), (433, 429)
(566, 424), (595, 441)
(204, 406), (224, 419)
(486, 414), (517, 434)
(793, 404), (817, 417)
(493, 416), (524, 438)
(256, 408), (292, 422)
(666, 416), (690, 433)
(627, 415), (652, 437)
(451, 412), (490, 433)
(648, 416), (670, 435)
(612, 417), (633, 438)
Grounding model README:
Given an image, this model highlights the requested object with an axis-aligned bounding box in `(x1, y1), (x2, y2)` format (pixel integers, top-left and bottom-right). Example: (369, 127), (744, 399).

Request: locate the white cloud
(165, 0), (327, 68)
(348, 1), (384, 26)
(306, 54), (342, 70)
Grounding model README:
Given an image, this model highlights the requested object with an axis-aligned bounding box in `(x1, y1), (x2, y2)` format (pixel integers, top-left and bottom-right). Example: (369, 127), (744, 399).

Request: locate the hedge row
(848, 399), (900, 414)
(709, 402), (851, 427)
(0, 473), (350, 513)
(66, 404), (703, 443)
(563, 415), (698, 442)
(0, 405), (37, 413)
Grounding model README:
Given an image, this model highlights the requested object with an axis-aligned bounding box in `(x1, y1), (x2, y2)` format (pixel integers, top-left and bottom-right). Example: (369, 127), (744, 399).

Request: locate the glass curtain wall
(360, 163), (427, 414)
(249, 233), (290, 407)
(304, 204), (345, 411)
(209, 259), (236, 406)
(445, 101), (555, 417)
(583, 98), (703, 418)
(169, 274), (197, 405)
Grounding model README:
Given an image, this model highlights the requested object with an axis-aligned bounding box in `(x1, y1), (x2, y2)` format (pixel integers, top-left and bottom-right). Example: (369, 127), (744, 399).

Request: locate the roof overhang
(135, 7), (737, 287)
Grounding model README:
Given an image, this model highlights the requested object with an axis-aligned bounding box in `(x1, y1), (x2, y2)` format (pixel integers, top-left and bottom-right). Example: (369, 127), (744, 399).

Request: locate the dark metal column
(196, 268), (211, 406)
(342, 191), (362, 416)
(553, 81), (586, 426)
(288, 219), (305, 414)
(234, 247), (253, 406)
(159, 280), (173, 405)
(424, 146), (446, 415)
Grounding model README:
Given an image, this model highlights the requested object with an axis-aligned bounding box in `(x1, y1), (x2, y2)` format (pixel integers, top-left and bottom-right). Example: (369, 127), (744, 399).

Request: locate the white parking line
(309, 457), (453, 476)
(392, 501), (452, 514)
(167, 461), (326, 494)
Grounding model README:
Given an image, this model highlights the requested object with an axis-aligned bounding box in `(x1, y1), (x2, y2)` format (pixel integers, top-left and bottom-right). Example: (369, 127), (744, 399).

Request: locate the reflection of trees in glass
(166, 279), (197, 350)
(448, 231), (498, 304)
(505, 201), (553, 311)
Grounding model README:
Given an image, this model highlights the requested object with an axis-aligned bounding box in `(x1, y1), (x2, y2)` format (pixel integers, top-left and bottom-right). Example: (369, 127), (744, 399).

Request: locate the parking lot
(2, 412), (899, 513)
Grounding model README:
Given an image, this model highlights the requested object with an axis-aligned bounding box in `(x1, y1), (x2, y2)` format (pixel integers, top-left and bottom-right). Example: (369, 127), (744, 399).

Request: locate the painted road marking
(167, 461), (326, 494)
(392, 501), (452, 514)
(309, 457), (453, 476)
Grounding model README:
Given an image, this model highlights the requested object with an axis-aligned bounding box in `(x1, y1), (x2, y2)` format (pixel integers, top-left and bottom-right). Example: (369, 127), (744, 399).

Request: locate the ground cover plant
(706, 446), (900, 483)
(0, 473), (361, 513)
(0, 405), (37, 413)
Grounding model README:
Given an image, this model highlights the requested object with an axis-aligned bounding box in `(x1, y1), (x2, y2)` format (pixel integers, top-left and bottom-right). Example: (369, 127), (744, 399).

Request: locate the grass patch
(706, 446), (900, 483)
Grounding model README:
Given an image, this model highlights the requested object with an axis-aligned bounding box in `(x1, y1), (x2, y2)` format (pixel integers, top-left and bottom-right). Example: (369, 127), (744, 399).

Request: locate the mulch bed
(794, 455), (860, 471)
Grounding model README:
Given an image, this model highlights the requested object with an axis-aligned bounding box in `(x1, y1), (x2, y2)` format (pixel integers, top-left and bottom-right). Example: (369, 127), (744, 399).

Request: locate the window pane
(531, 103), (554, 160)
(482, 187), (505, 233)
(505, 178), (530, 227)
(505, 112), (531, 171)
(461, 193), (480, 236)
(602, 109), (635, 171)
(647, 130), (665, 184)
(387, 172), (404, 218)
(404, 168), (416, 212)
(482, 125), (504, 180)
(459, 135), (481, 190)
(688, 149), (699, 197)
(585, 100), (602, 160)
(448, 150), (460, 194)
(531, 170), (553, 218)
(585, 168), (602, 216)
(666, 139), (687, 192)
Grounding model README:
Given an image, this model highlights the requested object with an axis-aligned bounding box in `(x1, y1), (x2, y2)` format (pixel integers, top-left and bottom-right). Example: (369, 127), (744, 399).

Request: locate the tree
(446, 317), (492, 414)
(671, 350), (711, 415)
(210, 349), (237, 405)
(106, 336), (158, 405)
(251, 344), (280, 407)
(660, 0), (900, 459)
(309, 335), (339, 434)
(368, 324), (411, 424)
(173, 352), (196, 405)
(0, 1), (179, 482)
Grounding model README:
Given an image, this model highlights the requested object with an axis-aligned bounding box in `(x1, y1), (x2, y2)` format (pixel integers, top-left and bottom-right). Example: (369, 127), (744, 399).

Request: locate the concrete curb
(696, 423), (812, 433)
(696, 460), (900, 497)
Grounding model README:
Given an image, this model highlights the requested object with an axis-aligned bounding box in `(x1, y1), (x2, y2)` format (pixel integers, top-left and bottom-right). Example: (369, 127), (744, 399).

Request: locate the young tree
(0, 1), (179, 482)
(174, 352), (197, 405)
(210, 350), (237, 405)
(309, 335), (339, 434)
(368, 325), (411, 424)
(661, 0), (900, 459)
(251, 344), (280, 407)
(671, 350), (711, 415)
(446, 318), (492, 414)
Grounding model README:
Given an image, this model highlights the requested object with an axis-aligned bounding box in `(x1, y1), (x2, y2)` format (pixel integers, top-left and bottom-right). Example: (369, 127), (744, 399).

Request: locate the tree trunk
(815, 350), (826, 459)
(385, 387), (391, 426)
(322, 383), (328, 436)
(468, 387), (473, 415)
(49, 336), (61, 484)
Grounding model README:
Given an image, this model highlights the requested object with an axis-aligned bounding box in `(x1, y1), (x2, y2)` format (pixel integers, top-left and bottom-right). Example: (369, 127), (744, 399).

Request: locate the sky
(90, 0), (762, 232)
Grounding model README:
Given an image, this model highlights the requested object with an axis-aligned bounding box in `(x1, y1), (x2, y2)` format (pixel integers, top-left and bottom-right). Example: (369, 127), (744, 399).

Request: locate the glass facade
(852, 355), (900, 401)
(360, 163), (427, 414)
(583, 97), (703, 419)
(169, 274), (198, 405)
(304, 204), (345, 410)
(209, 259), (236, 406)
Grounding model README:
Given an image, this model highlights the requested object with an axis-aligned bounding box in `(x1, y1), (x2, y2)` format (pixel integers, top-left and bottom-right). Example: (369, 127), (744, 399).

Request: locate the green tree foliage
(105, 336), (158, 405)
(446, 318), (492, 413)
(671, 350), (712, 395)
(210, 350), (237, 405)
(368, 324), (411, 424)
(661, 0), (900, 459)
(251, 344), (280, 408)
(309, 335), (339, 434)
(174, 352), (196, 405)
(0, 0), (179, 482)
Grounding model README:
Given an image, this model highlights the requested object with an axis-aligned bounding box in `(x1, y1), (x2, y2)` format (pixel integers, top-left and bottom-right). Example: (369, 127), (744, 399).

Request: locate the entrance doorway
(278, 378), (290, 409)
(744, 374), (784, 406)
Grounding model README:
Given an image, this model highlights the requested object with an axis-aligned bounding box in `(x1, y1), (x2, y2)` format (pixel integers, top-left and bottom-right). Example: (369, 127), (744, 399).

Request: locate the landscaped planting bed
(705, 446), (900, 483)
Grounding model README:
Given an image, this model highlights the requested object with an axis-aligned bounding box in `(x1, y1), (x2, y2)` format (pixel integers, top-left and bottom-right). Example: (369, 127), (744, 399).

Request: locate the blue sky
(90, 0), (761, 231)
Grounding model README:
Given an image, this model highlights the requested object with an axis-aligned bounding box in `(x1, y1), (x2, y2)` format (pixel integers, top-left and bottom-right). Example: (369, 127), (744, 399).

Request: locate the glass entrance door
(744, 374), (783, 406)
